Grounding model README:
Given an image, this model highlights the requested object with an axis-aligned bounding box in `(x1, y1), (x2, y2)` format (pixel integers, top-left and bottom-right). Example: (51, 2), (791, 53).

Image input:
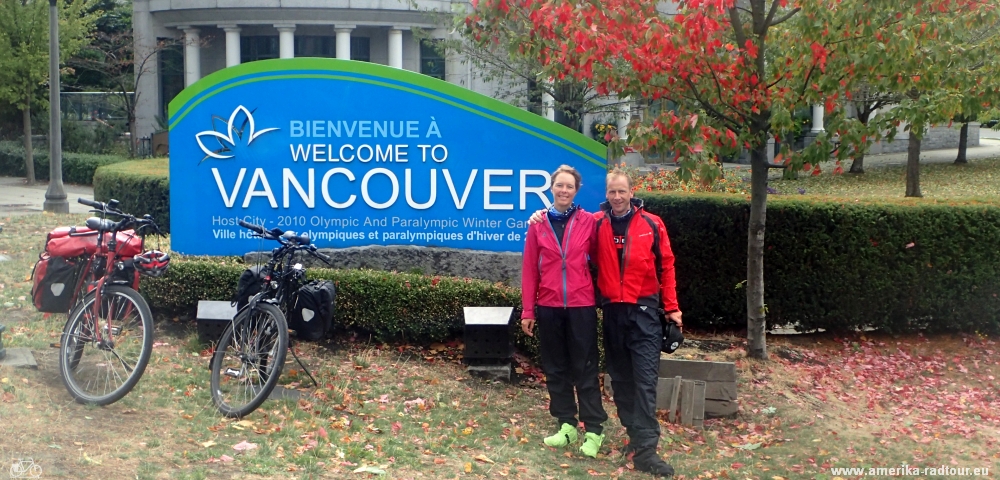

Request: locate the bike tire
(210, 302), (288, 418)
(58, 285), (154, 405)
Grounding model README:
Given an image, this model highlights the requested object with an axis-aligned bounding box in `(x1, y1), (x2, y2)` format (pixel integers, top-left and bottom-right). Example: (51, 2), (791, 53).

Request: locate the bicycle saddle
(86, 217), (117, 232)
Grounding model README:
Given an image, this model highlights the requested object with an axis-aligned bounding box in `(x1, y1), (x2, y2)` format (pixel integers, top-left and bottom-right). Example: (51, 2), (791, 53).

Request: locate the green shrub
(141, 259), (535, 351)
(92, 158), (170, 232)
(0, 140), (130, 184)
(639, 192), (1000, 334)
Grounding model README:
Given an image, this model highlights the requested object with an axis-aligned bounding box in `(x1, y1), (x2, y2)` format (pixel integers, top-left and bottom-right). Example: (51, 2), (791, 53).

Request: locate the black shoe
(633, 449), (675, 478)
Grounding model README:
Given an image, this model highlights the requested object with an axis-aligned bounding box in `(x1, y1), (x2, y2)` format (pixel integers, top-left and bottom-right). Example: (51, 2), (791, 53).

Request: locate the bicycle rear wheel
(210, 302), (288, 418)
(59, 285), (154, 405)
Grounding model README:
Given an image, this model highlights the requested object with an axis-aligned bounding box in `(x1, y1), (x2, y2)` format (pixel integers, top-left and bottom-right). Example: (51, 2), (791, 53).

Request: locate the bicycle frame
(69, 199), (158, 345)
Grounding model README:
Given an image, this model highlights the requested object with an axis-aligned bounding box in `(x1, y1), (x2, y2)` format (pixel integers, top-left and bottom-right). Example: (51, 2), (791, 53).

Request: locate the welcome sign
(168, 58), (607, 255)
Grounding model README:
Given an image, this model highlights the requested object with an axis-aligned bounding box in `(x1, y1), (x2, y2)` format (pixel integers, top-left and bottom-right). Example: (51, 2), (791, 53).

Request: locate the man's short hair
(606, 169), (633, 189)
(551, 165), (582, 190)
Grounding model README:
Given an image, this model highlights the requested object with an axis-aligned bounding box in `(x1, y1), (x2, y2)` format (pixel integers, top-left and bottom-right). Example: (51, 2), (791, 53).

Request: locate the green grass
(770, 157), (1000, 200)
(3, 210), (1000, 478)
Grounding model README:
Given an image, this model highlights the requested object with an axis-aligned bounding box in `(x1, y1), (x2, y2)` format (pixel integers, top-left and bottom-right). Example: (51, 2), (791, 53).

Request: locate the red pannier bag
(45, 227), (143, 258)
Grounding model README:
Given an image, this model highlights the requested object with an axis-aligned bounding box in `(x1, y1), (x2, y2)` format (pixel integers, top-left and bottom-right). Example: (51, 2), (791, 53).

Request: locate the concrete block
(467, 364), (511, 382)
(0, 348), (38, 369)
(197, 300), (237, 320)
(658, 358), (737, 382)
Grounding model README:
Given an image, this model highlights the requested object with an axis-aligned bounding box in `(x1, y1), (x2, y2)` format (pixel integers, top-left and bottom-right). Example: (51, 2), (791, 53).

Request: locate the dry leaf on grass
(233, 440), (258, 452)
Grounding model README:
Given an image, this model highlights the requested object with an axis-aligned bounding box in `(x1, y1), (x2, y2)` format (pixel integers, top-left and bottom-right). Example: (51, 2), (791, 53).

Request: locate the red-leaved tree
(468, 0), (998, 358)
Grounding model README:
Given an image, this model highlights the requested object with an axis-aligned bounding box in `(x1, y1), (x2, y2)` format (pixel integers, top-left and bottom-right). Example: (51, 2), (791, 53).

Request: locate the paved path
(2, 136), (999, 217)
(0, 176), (95, 217)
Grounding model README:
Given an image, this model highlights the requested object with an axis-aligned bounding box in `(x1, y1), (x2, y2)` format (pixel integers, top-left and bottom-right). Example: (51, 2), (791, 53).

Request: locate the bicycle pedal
(224, 368), (243, 378)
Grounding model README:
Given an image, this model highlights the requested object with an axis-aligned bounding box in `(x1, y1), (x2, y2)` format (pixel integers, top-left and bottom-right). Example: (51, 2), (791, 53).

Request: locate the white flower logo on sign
(195, 105), (279, 162)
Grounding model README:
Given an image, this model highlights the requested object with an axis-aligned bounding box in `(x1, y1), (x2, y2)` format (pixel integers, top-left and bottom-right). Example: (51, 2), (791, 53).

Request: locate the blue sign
(169, 59), (607, 255)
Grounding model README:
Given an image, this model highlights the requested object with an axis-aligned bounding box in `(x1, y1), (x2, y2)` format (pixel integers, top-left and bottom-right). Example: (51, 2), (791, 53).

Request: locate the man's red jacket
(592, 199), (679, 312)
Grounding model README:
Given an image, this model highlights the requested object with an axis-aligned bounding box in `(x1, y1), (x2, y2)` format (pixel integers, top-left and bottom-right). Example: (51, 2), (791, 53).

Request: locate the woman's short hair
(551, 165), (582, 190)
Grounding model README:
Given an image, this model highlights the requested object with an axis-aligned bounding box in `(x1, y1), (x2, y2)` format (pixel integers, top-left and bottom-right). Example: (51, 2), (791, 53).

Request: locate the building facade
(133, 0), (479, 139)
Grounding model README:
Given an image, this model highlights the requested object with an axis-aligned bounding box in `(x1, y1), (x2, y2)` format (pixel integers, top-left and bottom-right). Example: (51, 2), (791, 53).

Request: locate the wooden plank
(655, 376), (677, 410)
(692, 380), (706, 429)
(667, 376), (682, 423)
(680, 380), (694, 426)
(659, 359), (737, 382)
(704, 399), (739, 418)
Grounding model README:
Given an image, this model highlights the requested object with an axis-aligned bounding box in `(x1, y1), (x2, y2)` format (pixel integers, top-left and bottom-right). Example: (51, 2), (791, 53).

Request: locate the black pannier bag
(233, 266), (266, 310)
(288, 280), (336, 341)
(31, 254), (79, 313)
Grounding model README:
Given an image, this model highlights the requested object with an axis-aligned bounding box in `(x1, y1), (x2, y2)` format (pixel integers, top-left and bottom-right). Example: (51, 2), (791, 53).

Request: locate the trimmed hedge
(141, 260), (535, 353)
(93, 158), (170, 233)
(0, 140), (130, 184)
(641, 193), (1000, 334)
(111, 154), (1000, 336)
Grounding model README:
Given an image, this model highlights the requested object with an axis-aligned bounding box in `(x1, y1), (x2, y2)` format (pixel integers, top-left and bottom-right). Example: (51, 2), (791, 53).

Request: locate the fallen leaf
(352, 465), (386, 475)
(560, 464), (570, 468)
(474, 454), (494, 464)
(201, 441), (217, 448)
(465, 462), (472, 473)
(434, 458), (446, 465)
(233, 440), (258, 452)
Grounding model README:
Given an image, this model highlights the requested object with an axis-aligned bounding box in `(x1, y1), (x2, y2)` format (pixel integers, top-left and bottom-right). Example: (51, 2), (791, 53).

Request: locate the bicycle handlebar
(78, 197), (103, 209)
(238, 219), (266, 235)
(78, 197), (162, 236)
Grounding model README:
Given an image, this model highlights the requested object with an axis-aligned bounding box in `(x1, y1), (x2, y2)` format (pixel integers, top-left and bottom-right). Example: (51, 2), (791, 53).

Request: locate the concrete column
(388, 28), (403, 68)
(811, 104), (825, 132)
(132, 0), (159, 138)
(276, 24), (296, 59)
(180, 27), (201, 87)
(221, 25), (241, 67)
(336, 26), (355, 60)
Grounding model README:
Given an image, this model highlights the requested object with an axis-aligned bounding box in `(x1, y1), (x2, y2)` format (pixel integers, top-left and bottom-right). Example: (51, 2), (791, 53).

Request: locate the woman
(521, 165), (607, 458)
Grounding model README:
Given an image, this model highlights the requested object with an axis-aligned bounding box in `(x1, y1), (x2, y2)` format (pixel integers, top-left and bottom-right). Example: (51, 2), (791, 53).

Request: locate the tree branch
(767, 8), (800, 28)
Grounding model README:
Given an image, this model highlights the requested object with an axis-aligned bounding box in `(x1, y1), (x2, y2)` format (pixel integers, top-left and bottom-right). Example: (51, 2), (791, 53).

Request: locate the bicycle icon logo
(9, 458), (42, 479)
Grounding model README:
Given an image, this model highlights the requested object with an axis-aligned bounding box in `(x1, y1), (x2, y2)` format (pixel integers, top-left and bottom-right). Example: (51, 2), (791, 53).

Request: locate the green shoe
(579, 432), (605, 458)
(543, 423), (578, 447)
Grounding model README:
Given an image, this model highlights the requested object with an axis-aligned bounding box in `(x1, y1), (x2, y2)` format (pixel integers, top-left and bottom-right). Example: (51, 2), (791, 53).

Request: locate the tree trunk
(849, 153), (865, 173)
(22, 101), (35, 185)
(746, 142), (769, 360)
(955, 122), (968, 164)
(905, 132), (922, 197)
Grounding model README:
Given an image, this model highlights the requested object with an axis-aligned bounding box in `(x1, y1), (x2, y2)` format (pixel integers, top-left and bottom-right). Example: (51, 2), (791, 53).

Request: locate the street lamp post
(44, 0), (68, 213)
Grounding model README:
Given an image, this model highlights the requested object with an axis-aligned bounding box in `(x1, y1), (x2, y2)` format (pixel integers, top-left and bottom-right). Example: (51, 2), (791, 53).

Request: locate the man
(530, 169), (681, 476)
(594, 170), (681, 477)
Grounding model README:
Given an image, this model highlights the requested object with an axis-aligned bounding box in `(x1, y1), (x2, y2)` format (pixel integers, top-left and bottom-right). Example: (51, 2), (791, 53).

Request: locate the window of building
(295, 36), (335, 58)
(420, 39), (446, 80)
(241, 36), (280, 63)
(350, 37), (370, 62)
(158, 40), (184, 118)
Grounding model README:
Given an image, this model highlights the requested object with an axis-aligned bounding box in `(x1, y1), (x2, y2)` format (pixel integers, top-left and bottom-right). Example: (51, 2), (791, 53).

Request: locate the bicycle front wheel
(210, 302), (288, 418)
(59, 285), (154, 405)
